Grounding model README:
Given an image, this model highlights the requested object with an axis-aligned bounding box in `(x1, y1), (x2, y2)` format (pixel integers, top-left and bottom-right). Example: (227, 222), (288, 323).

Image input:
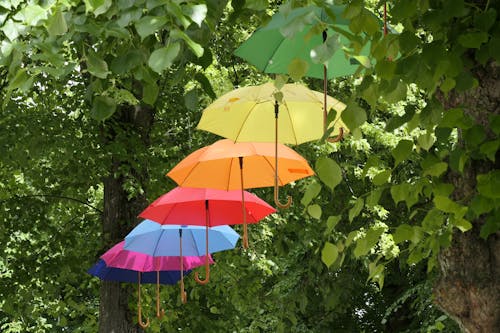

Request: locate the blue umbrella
(88, 259), (191, 328)
(87, 259), (190, 284)
(124, 220), (240, 303)
(124, 220), (240, 256)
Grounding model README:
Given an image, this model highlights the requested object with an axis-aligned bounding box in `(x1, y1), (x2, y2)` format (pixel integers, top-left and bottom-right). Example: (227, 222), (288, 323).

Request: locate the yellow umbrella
(197, 82), (346, 207)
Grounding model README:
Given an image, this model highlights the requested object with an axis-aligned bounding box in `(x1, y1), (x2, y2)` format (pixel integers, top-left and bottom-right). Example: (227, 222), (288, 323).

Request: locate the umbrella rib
(233, 102), (259, 142)
(261, 34), (295, 74)
(263, 155), (285, 186)
(152, 228), (166, 258)
(282, 100), (299, 146)
(226, 157), (235, 191)
(176, 160), (203, 187)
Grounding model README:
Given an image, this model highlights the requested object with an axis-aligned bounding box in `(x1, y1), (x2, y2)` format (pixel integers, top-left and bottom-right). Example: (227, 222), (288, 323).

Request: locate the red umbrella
(139, 187), (276, 284)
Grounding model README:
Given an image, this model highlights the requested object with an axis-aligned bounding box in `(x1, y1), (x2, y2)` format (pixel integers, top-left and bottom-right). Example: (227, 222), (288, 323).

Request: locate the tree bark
(99, 104), (154, 333)
(434, 60), (500, 333)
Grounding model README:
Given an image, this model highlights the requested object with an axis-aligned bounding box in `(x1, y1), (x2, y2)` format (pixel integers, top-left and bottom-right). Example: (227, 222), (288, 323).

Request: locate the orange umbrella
(167, 139), (314, 248)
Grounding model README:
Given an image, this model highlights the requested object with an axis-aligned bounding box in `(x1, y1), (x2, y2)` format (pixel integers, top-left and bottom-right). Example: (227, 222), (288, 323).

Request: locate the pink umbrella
(99, 241), (214, 320)
(101, 241), (214, 271)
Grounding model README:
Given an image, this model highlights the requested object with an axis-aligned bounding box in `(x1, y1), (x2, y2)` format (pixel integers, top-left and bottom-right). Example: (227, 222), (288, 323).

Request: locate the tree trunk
(99, 104), (154, 333)
(434, 60), (500, 333)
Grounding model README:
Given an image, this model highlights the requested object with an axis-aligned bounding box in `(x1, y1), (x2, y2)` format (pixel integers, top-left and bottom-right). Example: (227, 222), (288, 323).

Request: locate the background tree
(0, 0), (498, 332)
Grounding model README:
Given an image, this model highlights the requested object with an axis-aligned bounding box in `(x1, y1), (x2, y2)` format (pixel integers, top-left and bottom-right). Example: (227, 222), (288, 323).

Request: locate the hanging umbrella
(197, 82), (346, 207)
(137, 188), (274, 282)
(234, 3), (378, 132)
(125, 220), (241, 298)
(88, 259), (191, 328)
(167, 139), (313, 246)
(99, 241), (214, 318)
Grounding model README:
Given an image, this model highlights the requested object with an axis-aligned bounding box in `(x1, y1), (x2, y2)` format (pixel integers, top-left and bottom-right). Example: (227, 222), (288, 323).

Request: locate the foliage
(1, 0), (497, 332)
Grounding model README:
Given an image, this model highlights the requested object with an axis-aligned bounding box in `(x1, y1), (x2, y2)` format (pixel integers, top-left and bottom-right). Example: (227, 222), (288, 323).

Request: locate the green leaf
(148, 42), (181, 74)
(326, 215), (341, 233)
(354, 226), (384, 258)
(287, 58), (309, 81)
(477, 171), (500, 199)
(321, 242), (339, 268)
(480, 214), (500, 240)
(440, 108), (473, 129)
(470, 195), (495, 216)
(307, 204), (322, 219)
(393, 224), (423, 244)
(184, 89), (198, 110)
(274, 75), (288, 90)
(480, 140), (500, 162)
(392, 140), (413, 166)
(310, 34), (340, 65)
(384, 80), (407, 103)
(143, 82), (159, 105)
(21, 5), (47, 26)
(417, 131), (435, 151)
(390, 183), (410, 205)
(440, 77), (455, 93)
(195, 73), (216, 99)
(348, 198), (364, 222)
(341, 101), (366, 131)
(464, 125), (486, 148)
(135, 16), (167, 40)
(171, 29), (204, 57)
(352, 55), (371, 68)
(434, 196), (467, 218)
(452, 217), (472, 232)
(360, 9), (379, 36)
(8, 68), (32, 91)
(422, 209), (444, 232)
(315, 157), (342, 191)
(458, 32), (488, 48)
(423, 162), (448, 177)
(342, 0), (362, 19)
(86, 52), (109, 79)
(46, 9), (68, 36)
(372, 170), (391, 186)
(366, 188), (383, 207)
(90, 95), (116, 121)
(186, 4), (207, 27)
(1, 19), (21, 41)
(245, 0), (268, 11)
(301, 181), (321, 207)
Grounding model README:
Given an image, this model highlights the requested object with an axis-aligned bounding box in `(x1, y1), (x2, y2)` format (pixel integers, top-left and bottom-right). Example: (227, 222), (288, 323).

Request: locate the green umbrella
(234, 4), (380, 136)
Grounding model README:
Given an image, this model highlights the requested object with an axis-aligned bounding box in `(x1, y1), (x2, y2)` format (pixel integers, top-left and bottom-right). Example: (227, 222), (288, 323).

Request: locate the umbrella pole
(137, 272), (150, 329)
(179, 229), (187, 304)
(322, 30), (344, 143)
(239, 156), (249, 249)
(194, 200), (211, 284)
(274, 100), (292, 209)
(156, 268), (165, 318)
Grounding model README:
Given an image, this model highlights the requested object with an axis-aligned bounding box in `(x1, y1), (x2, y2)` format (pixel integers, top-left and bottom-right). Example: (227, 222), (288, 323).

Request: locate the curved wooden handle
(137, 272), (150, 329)
(327, 127), (344, 143)
(274, 184), (292, 209)
(138, 306), (150, 329)
(194, 263), (210, 285)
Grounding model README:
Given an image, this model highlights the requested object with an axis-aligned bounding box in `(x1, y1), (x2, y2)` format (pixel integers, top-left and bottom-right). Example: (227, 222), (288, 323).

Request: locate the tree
(0, 0), (497, 332)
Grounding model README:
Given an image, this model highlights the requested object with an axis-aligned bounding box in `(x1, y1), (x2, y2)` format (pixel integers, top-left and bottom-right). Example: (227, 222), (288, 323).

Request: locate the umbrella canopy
(196, 82), (346, 145)
(101, 241), (214, 271)
(125, 220), (241, 288)
(138, 187), (276, 227)
(124, 221), (240, 257)
(88, 259), (191, 328)
(234, 4), (373, 79)
(167, 139), (314, 190)
(88, 259), (189, 284)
